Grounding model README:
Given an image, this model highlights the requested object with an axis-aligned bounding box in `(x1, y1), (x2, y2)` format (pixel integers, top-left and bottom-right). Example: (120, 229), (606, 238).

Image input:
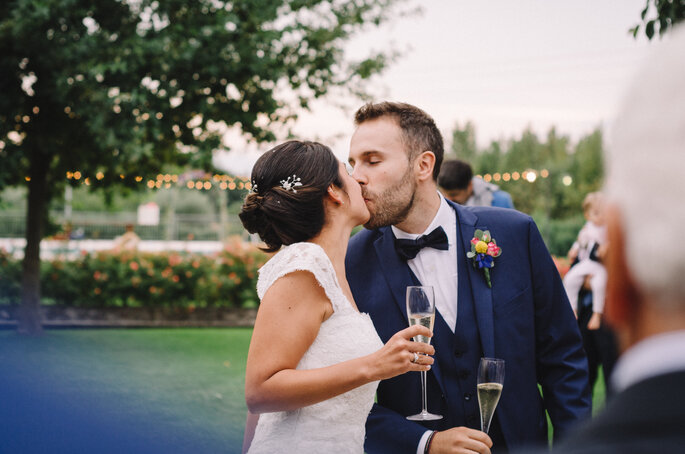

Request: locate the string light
(59, 169), (250, 191)
(56, 166), (561, 191)
(470, 167), (563, 184)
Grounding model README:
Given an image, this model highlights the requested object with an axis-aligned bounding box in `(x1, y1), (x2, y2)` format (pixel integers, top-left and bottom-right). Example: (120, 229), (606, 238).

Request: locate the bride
(240, 140), (434, 453)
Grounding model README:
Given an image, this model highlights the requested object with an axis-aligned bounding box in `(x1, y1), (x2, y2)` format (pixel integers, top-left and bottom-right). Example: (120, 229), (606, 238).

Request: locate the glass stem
(420, 369), (428, 414)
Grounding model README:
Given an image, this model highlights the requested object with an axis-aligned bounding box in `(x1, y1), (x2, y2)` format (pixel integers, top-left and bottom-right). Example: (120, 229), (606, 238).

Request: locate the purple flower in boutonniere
(466, 229), (502, 288)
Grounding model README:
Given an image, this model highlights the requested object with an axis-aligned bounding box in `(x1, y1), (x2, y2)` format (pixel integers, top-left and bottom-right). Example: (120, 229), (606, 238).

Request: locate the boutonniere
(466, 229), (502, 288)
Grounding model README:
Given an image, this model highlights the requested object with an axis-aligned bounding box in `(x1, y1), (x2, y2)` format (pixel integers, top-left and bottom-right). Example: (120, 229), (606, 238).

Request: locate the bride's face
(339, 161), (370, 225)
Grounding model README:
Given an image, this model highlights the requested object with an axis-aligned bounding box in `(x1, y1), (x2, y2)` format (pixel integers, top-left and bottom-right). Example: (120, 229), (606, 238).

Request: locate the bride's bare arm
(245, 270), (433, 414)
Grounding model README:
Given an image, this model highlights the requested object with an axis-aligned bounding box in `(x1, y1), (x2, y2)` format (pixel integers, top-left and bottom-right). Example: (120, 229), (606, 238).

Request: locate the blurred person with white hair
(522, 25), (685, 454)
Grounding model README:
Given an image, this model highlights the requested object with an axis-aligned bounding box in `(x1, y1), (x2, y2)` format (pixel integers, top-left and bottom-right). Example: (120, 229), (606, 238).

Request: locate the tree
(0, 0), (408, 334)
(569, 129), (604, 198)
(449, 121), (478, 163)
(474, 140), (504, 177)
(632, 0), (685, 39)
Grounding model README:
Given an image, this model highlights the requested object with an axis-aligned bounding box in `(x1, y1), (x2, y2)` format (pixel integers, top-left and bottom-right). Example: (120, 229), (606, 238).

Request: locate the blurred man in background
(438, 160), (514, 209)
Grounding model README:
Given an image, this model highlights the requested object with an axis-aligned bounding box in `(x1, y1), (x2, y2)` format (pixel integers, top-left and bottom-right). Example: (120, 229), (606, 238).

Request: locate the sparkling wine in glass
(477, 357), (505, 434)
(406, 286), (442, 421)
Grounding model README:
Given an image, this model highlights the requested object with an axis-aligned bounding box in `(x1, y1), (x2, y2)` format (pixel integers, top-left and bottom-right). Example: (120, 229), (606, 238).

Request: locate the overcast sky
(215, 0), (654, 176)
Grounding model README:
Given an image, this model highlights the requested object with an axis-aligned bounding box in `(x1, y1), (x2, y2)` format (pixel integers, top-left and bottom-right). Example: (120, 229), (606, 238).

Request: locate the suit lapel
(373, 228), (414, 320)
(452, 202), (496, 358)
(373, 227), (447, 395)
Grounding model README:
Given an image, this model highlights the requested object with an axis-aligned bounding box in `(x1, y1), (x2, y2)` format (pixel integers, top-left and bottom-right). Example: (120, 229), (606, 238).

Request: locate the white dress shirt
(391, 194), (459, 454)
(391, 194), (459, 332)
(611, 329), (685, 393)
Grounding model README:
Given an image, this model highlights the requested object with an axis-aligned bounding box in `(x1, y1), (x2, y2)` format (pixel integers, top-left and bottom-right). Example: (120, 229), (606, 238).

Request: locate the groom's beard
(363, 166), (416, 230)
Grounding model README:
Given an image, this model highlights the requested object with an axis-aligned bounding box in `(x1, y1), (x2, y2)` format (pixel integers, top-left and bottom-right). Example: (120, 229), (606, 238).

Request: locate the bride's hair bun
(239, 140), (342, 252)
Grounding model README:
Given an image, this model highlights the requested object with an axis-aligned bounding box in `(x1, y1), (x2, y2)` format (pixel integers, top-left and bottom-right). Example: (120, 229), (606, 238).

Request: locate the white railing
(0, 238), (226, 260)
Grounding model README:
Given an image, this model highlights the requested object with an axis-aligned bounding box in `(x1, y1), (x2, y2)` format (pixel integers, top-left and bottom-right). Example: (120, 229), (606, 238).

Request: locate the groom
(345, 102), (591, 454)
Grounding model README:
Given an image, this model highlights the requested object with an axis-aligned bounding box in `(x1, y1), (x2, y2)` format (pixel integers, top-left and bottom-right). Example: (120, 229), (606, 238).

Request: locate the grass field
(1, 328), (251, 453)
(0, 328), (606, 453)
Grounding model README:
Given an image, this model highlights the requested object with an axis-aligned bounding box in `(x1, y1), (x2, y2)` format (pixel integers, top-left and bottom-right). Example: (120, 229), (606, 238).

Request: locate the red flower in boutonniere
(466, 229), (502, 288)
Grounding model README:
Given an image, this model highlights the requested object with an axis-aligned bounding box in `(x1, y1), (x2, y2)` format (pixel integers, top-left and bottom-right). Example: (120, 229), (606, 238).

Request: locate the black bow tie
(394, 226), (449, 261)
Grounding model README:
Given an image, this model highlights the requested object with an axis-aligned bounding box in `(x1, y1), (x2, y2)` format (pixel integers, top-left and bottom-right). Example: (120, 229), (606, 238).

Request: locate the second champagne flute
(477, 357), (505, 434)
(406, 285), (442, 421)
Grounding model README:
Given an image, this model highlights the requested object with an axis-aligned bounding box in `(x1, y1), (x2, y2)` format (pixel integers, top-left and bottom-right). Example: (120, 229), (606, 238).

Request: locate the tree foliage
(632, 0), (685, 39)
(450, 121), (477, 163)
(446, 124), (605, 255)
(0, 0), (407, 334)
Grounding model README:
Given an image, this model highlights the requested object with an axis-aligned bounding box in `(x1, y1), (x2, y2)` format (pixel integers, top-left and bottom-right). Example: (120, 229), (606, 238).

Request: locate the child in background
(563, 192), (608, 330)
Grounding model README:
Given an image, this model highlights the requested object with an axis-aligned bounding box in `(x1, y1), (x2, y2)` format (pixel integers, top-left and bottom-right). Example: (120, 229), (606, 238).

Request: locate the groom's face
(348, 117), (417, 230)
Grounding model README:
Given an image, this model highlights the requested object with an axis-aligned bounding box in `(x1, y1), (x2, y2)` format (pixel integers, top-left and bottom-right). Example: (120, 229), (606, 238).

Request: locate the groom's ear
(414, 151), (436, 182)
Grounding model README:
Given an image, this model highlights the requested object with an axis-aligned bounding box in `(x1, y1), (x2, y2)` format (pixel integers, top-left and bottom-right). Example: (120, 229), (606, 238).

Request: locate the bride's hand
(366, 325), (434, 381)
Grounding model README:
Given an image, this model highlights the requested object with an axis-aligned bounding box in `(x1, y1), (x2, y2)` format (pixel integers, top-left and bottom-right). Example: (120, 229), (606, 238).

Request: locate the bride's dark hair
(239, 140), (343, 252)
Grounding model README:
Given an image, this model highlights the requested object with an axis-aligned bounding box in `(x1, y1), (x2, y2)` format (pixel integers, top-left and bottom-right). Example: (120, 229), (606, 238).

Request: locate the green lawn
(0, 328), (607, 453)
(0, 328), (252, 453)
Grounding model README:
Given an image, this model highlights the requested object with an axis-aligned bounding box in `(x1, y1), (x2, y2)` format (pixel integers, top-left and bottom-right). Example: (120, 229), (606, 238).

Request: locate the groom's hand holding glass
(428, 427), (493, 454)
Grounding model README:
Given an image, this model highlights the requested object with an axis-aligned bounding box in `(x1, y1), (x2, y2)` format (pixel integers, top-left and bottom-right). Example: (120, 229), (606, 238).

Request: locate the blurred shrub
(0, 249), (22, 304)
(1, 241), (268, 309)
(532, 213), (585, 258)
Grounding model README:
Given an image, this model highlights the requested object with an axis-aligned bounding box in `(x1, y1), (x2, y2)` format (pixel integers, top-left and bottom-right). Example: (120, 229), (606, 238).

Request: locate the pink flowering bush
(2, 244), (268, 309)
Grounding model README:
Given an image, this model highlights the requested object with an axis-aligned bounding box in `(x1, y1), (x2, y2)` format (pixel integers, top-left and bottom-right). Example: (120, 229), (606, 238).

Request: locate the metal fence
(0, 210), (247, 242)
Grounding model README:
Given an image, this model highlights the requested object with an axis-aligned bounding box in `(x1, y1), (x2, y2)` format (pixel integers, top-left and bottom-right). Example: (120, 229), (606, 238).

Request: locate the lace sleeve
(256, 242), (345, 312)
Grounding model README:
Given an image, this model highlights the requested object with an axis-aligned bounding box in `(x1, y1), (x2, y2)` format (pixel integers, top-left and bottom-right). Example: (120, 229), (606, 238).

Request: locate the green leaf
(646, 19), (656, 39)
(474, 229), (484, 239)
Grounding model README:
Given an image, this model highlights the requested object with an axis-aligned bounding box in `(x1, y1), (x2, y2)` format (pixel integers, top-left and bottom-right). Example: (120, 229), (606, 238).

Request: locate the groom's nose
(350, 164), (366, 186)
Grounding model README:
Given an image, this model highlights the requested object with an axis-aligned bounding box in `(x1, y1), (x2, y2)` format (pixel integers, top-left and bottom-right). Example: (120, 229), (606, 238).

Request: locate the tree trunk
(18, 159), (49, 335)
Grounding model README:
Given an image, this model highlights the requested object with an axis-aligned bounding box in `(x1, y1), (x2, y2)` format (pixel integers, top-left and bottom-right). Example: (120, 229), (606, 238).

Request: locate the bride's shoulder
(257, 242), (331, 299)
(263, 242), (327, 267)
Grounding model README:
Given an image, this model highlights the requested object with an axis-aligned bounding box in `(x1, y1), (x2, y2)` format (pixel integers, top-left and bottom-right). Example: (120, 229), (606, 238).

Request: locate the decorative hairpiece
(249, 180), (258, 194)
(280, 175), (302, 193)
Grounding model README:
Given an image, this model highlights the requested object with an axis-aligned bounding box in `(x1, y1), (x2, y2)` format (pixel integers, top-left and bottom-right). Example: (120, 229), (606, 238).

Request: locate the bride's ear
(326, 185), (345, 206)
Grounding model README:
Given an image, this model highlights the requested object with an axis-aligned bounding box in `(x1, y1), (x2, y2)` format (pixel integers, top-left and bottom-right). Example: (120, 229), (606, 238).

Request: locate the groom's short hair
(354, 101), (444, 180)
(607, 25), (685, 308)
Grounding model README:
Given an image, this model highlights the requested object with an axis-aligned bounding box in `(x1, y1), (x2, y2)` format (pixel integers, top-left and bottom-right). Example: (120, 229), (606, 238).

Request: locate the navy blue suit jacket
(346, 202), (591, 453)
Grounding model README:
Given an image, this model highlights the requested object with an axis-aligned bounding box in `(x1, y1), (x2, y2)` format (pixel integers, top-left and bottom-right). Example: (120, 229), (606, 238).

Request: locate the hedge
(0, 241), (268, 309)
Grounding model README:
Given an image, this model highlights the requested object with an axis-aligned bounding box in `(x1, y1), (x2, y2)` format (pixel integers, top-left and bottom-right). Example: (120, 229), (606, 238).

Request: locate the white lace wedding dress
(247, 242), (384, 454)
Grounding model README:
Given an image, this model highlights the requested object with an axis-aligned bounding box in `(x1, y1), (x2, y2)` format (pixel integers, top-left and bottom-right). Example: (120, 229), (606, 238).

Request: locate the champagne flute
(477, 357), (505, 434)
(406, 286), (442, 421)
